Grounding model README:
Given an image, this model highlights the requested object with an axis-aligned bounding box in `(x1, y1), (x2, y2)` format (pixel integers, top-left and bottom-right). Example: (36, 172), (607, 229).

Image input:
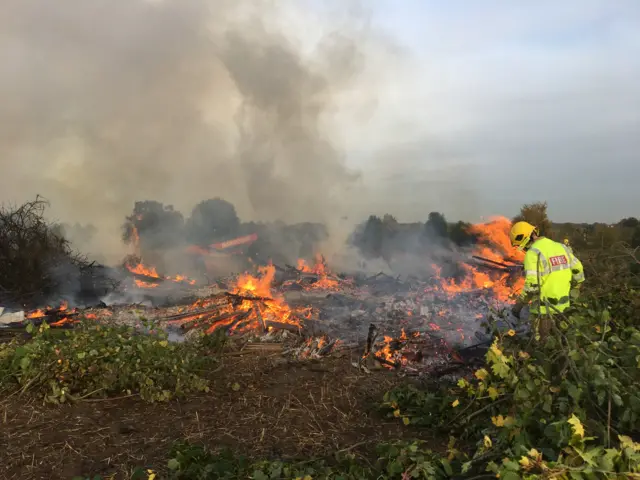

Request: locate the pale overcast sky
(339, 0), (640, 222)
(1, 0), (639, 243)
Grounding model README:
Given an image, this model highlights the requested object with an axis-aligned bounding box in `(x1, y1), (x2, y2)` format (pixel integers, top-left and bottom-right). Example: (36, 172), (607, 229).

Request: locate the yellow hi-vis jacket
(519, 237), (585, 315)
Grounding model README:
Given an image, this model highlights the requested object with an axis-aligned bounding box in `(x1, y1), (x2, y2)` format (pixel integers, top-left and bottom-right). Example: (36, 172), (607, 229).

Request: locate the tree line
(351, 201), (640, 262)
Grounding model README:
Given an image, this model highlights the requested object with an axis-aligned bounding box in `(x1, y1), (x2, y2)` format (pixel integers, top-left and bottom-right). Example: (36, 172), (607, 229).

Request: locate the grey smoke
(0, 0), (395, 263)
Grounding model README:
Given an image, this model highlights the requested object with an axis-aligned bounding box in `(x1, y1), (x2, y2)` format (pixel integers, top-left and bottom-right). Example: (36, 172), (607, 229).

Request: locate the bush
(0, 197), (105, 307)
(163, 440), (447, 480)
(0, 320), (215, 402)
(380, 293), (640, 478)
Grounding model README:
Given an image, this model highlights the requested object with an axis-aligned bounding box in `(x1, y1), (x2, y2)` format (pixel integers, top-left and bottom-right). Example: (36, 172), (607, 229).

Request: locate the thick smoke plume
(0, 0), (390, 263)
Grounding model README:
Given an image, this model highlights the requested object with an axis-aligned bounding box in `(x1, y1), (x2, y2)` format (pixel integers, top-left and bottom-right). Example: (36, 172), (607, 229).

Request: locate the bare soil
(1, 353), (436, 480)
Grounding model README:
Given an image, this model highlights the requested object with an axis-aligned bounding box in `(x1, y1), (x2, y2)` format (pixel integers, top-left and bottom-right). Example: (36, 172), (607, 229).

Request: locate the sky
(1, 0), (639, 260)
(338, 0), (640, 222)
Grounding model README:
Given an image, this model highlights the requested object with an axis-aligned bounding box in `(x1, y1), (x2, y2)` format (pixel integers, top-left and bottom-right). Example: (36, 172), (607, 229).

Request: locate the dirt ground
(1, 353), (434, 480)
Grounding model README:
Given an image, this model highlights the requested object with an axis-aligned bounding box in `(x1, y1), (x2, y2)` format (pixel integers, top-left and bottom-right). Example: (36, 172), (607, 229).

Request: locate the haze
(1, 0), (639, 260)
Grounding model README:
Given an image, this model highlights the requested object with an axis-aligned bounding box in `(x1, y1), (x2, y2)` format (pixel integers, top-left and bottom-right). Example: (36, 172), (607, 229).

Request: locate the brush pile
(0, 197), (115, 308)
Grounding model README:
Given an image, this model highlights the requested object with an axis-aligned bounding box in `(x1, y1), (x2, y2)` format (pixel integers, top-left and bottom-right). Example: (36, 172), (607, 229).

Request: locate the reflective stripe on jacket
(519, 237), (585, 314)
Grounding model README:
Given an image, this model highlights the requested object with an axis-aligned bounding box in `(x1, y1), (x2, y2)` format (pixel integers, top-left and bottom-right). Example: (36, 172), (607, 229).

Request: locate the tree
(122, 200), (185, 251)
(449, 221), (477, 246)
(353, 215), (385, 258)
(619, 217), (639, 229)
(512, 202), (553, 237)
(185, 198), (240, 245)
(631, 226), (640, 249)
(424, 212), (448, 240)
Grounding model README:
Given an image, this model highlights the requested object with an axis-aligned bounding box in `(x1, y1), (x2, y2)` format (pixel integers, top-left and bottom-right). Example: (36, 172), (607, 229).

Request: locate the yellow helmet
(509, 221), (537, 250)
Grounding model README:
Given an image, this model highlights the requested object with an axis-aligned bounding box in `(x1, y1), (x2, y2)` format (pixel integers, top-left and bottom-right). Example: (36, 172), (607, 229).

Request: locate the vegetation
(0, 197), (113, 308)
(4, 200), (640, 479)
(0, 319), (217, 403)
(147, 236), (640, 479)
(120, 198), (328, 271)
(513, 201), (554, 237)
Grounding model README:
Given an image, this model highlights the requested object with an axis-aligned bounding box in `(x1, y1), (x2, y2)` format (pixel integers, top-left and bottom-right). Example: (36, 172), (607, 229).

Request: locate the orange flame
(168, 265), (310, 335)
(469, 216), (524, 263)
(135, 278), (159, 288)
(126, 262), (196, 287)
(127, 262), (160, 278)
(429, 216), (524, 302)
(297, 254), (340, 290)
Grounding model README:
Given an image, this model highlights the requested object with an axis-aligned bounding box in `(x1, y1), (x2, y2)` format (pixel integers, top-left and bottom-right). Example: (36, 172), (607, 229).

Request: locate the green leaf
(167, 458), (180, 470)
(568, 384), (581, 401)
(598, 449), (618, 471)
(77, 352), (86, 360)
(502, 459), (520, 471)
(491, 361), (510, 378)
(440, 458), (453, 476)
(20, 356), (31, 370)
(251, 471), (268, 480)
(25, 323), (34, 334)
(488, 386), (499, 400)
(502, 472), (521, 480)
(231, 383), (240, 392)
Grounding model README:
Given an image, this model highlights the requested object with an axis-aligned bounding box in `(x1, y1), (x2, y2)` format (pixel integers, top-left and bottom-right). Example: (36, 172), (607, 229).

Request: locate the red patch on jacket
(549, 255), (568, 266)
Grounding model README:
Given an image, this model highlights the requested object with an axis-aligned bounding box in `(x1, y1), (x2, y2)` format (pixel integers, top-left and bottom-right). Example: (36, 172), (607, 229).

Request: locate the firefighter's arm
(569, 251), (585, 287)
(512, 250), (541, 317)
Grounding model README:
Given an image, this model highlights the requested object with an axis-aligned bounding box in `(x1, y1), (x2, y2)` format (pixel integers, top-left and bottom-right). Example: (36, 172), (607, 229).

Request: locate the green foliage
(164, 440), (447, 480)
(0, 319), (214, 402)
(380, 293), (640, 478)
(513, 201), (553, 237)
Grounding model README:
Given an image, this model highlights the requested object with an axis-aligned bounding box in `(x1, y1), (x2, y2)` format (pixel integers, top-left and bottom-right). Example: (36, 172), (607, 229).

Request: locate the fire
(230, 265), (303, 331)
(25, 301), (80, 327)
(131, 225), (141, 256)
(167, 264), (310, 336)
(126, 261), (196, 287)
(127, 262), (160, 278)
(135, 278), (159, 288)
(371, 331), (423, 369)
(172, 275), (196, 285)
(297, 254), (340, 290)
(429, 217), (524, 303)
(469, 216), (524, 263)
(374, 335), (397, 366)
(235, 265), (276, 298)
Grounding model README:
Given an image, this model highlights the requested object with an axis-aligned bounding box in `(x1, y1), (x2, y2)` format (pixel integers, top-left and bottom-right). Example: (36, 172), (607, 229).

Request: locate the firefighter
(509, 221), (585, 339)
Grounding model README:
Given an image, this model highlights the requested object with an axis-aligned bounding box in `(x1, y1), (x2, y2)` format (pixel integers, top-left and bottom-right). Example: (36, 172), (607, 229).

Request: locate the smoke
(0, 0), (396, 263)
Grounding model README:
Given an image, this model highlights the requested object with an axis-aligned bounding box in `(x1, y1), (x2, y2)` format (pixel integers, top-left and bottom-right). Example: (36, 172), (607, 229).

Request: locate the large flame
(26, 301), (79, 327)
(167, 264), (310, 335)
(430, 216), (524, 302)
(469, 216), (524, 264)
(297, 254), (340, 290)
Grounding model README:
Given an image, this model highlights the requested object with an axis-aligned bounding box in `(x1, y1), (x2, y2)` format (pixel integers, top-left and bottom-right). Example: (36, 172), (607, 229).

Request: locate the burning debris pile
(2, 215), (526, 376)
(162, 265), (312, 336)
